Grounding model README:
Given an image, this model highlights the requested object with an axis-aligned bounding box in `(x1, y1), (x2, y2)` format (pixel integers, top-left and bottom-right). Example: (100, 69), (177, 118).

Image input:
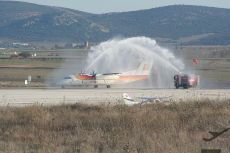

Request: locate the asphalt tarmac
(0, 88), (229, 106)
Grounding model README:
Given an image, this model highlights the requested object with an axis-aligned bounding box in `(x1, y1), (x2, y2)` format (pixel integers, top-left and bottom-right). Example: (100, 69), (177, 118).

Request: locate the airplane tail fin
(136, 61), (152, 75)
(122, 93), (140, 106)
(123, 93), (133, 101)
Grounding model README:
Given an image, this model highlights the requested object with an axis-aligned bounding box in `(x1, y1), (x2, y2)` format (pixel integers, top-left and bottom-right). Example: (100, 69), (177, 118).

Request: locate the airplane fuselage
(59, 62), (152, 88)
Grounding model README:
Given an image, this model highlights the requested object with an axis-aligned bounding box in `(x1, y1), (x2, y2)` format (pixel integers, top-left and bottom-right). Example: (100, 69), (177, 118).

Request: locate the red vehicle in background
(174, 74), (199, 89)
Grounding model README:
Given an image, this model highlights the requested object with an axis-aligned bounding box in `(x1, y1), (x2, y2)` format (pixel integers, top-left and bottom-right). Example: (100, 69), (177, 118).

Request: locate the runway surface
(0, 88), (229, 106)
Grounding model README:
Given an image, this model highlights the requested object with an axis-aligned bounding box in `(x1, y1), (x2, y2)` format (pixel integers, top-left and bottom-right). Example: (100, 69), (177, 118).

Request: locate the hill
(0, 1), (230, 45)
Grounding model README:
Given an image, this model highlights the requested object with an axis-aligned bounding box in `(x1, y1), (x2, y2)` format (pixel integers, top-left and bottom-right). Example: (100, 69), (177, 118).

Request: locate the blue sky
(13, 0), (230, 13)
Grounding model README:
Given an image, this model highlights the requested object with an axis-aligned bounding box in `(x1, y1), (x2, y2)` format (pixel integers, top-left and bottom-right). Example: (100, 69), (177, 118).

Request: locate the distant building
(84, 41), (89, 48)
(12, 43), (29, 47)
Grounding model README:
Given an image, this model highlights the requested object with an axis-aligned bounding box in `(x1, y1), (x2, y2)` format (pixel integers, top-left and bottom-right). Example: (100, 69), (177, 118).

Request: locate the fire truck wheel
(183, 85), (188, 89)
(175, 84), (179, 89)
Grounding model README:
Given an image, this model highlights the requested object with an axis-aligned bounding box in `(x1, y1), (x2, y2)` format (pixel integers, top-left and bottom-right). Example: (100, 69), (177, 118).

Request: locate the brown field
(0, 100), (229, 153)
(0, 58), (63, 68)
(0, 58), (63, 86)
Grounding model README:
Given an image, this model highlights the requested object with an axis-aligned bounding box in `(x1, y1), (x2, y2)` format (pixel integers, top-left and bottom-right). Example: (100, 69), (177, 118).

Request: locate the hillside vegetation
(1, 1), (230, 44)
(0, 100), (229, 152)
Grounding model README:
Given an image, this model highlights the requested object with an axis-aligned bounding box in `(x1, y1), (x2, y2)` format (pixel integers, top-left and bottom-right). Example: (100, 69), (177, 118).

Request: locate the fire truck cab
(174, 74), (199, 89)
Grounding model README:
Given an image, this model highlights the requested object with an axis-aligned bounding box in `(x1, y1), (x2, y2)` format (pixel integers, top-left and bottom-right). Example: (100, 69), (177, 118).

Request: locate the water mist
(86, 37), (184, 88)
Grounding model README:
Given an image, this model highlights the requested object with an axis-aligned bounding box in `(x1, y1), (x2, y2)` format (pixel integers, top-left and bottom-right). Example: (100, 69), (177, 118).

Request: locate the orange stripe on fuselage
(118, 75), (148, 81)
(76, 74), (96, 80)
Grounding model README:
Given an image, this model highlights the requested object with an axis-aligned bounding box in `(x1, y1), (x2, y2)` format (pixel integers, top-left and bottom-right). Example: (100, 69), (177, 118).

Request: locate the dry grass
(0, 100), (229, 153)
(0, 59), (63, 68)
(0, 58), (62, 87)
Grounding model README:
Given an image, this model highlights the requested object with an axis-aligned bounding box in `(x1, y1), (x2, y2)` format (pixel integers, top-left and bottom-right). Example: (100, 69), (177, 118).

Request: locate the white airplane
(59, 62), (152, 88)
(122, 93), (172, 106)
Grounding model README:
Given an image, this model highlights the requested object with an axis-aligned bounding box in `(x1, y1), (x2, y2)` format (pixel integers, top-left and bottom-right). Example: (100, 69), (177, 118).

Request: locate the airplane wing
(137, 96), (172, 103)
(123, 93), (172, 106)
(136, 96), (158, 103)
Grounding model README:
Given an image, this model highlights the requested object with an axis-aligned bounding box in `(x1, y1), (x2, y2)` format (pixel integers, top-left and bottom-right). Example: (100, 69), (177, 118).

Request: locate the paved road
(0, 88), (229, 106)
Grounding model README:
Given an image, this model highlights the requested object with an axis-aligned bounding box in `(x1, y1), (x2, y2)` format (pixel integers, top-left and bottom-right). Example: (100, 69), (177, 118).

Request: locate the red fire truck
(174, 74), (199, 89)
